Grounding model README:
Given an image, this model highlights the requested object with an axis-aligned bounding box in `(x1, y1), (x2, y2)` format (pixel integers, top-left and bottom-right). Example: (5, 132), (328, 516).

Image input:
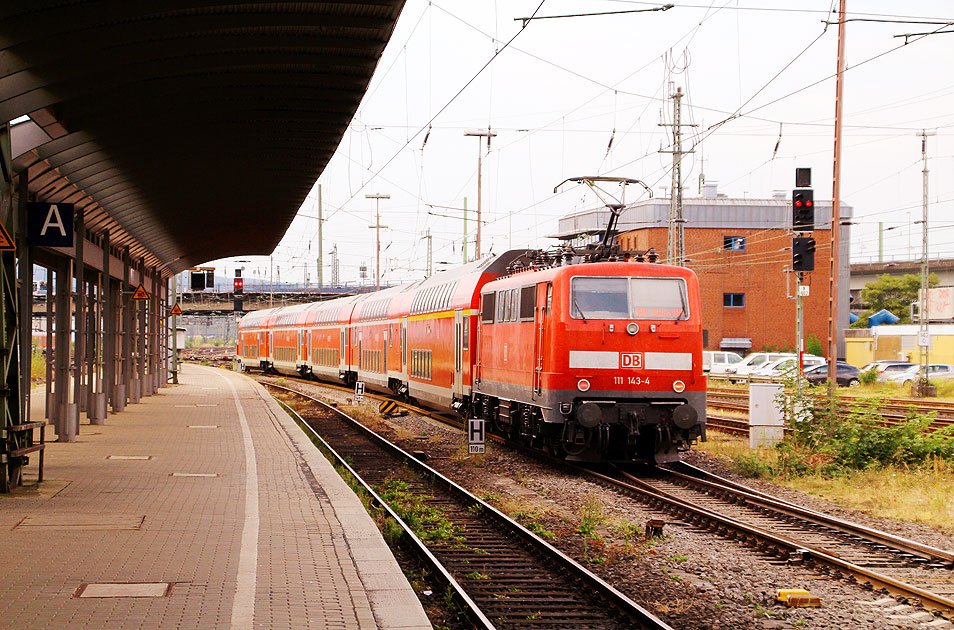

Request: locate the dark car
(804, 362), (861, 387)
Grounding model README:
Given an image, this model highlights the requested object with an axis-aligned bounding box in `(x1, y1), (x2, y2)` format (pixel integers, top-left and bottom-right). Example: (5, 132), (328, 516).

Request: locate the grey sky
(203, 0), (954, 287)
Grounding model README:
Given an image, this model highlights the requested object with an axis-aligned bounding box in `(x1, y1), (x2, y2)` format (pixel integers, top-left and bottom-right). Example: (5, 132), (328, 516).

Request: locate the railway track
(264, 382), (673, 630)
(584, 461), (954, 618)
(707, 386), (954, 428)
(263, 375), (954, 621)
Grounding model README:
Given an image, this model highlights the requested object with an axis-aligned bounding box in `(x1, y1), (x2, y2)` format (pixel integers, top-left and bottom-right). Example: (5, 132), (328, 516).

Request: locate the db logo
(620, 353), (643, 369)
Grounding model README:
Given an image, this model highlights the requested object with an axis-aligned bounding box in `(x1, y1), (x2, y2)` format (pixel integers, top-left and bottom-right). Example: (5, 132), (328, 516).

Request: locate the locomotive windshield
(570, 276), (688, 320)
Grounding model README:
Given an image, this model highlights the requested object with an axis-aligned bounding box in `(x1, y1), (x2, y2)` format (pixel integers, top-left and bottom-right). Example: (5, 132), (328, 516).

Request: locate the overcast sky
(203, 0), (954, 288)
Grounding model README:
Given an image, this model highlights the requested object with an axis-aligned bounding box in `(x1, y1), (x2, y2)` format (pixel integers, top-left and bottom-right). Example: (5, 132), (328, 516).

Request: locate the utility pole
(464, 129), (496, 260)
(827, 0), (847, 396)
(917, 129), (935, 395)
(463, 197), (468, 264)
(269, 254), (273, 308)
(317, 184), (323, 290)
(659, 87), (695, 266)
(366, 193), (390, 291)
(331, 245), (339, 287)
(422, 229), (433, 278)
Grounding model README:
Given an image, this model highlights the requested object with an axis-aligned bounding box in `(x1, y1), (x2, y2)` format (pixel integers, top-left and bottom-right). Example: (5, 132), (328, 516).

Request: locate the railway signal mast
(792, 168), (815, 394)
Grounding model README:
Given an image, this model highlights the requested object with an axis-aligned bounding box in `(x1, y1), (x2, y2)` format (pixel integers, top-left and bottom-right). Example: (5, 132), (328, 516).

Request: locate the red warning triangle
(131, 282), (151, 300)
(0, 221), (15, 252)
(170, 302), (183, 316)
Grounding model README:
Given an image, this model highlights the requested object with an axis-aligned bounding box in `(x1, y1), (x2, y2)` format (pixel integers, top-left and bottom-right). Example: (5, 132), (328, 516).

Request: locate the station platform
(0, 364), (430, 629)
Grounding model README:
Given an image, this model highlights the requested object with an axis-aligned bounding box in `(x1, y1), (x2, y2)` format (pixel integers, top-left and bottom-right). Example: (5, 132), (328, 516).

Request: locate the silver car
(886, 363), (954, 386)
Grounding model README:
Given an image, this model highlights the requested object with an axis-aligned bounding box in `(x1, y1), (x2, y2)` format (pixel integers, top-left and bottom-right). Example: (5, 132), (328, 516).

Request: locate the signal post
(792, 168), (816, 393)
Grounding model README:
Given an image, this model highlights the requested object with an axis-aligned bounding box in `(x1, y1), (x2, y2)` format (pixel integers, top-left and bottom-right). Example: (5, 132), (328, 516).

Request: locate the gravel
(264, 376), (953, 630)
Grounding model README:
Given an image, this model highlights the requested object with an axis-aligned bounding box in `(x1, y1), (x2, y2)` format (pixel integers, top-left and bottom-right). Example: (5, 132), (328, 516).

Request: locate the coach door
(453, 310), (463, 397)
(339, 330), (345, 369)
(532, 282), (551, 398)
(401, 316), (408, 374)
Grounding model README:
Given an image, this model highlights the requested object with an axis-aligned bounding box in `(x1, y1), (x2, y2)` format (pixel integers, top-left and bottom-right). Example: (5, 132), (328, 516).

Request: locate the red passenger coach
(238, 249), (706, 464)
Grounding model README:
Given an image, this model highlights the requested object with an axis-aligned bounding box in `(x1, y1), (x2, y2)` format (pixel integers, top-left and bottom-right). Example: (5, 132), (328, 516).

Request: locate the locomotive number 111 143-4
(613, 376), (650, 386)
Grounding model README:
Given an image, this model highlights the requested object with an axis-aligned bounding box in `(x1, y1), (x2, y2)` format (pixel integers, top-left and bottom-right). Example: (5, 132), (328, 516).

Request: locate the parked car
(702, 350), (743, 373)
(860, 360), (917, 382)
(714, 352), (795, 378)
(752, 355), (826, 378)
(886, 364), (954, 386)
(804, 362), (862, 387)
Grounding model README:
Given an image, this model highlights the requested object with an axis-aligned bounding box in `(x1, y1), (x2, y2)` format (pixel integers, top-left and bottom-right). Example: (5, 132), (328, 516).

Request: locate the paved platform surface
(0, 364), (430, 629)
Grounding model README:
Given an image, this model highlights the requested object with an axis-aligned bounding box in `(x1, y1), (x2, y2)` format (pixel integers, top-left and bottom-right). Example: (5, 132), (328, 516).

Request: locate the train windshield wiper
(572, 298), (588, 323)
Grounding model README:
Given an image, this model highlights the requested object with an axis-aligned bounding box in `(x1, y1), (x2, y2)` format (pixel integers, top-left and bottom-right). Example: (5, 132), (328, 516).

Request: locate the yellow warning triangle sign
(0, 222), (15, 252)
(170, 302), (183, 316)
(131, 282), (150, 300)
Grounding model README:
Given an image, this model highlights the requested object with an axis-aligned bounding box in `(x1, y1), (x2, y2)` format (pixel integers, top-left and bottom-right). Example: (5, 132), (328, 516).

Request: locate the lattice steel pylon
(0, 123), (23, 492)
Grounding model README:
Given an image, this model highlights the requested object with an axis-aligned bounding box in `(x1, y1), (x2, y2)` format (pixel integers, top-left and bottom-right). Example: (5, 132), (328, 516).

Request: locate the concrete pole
(171, 273), (178, 384)
(102, 230), (114, 418)
(827, 0), (847, 396)
(317, 184), (323, 290)
(366, 193), (390, 291)
(72, 208), (85, 430)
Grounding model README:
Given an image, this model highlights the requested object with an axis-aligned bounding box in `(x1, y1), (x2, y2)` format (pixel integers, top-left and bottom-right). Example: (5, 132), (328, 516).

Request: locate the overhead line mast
(659, 87), (696, 267)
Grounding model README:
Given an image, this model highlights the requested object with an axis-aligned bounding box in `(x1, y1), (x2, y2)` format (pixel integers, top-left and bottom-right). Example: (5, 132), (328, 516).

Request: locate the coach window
(462, 317), (469, 350)
(481, 293), (495, 323)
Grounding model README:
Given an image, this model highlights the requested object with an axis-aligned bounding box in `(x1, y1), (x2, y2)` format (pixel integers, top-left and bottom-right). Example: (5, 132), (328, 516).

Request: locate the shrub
(859, 367), (879, 385)
(806, 334), (824, 357)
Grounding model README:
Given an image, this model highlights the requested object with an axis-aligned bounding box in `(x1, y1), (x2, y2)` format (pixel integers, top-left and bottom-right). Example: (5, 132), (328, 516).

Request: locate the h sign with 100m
(354, 381), (365, 403)
(468, 418), (485, 454)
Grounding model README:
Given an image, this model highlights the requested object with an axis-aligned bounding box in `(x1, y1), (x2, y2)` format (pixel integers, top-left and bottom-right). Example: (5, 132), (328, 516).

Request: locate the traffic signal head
(792, 236), (816, 272)
(793, 188), (814, 232)
(233, 278), (244, 294)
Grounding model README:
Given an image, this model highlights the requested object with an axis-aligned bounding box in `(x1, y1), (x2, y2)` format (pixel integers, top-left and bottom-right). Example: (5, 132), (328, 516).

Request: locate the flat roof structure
(3, 1), (406, 273)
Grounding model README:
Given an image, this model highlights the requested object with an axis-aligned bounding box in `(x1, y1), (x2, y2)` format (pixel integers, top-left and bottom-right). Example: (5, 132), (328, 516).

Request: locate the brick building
(552, 185), (852, 356)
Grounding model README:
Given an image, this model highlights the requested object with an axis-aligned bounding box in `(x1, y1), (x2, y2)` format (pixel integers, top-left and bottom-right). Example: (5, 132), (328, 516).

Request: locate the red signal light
(233, 279), (244, 290)
(794, 200), (802, 207)
(806, 201), (813, 207)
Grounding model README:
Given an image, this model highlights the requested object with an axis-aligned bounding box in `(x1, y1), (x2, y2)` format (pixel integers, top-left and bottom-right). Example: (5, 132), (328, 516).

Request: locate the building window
(723, 293), (745, 307)
(723, 236), (745, 251)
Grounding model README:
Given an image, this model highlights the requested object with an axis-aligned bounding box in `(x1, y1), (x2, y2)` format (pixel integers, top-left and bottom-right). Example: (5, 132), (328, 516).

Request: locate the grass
(697, 433), (954, 532)
(31, 350), (46, 383)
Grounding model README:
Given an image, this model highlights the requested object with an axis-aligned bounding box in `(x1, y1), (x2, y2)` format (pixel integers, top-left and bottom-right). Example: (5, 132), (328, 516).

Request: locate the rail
(266, 383), (674, 630)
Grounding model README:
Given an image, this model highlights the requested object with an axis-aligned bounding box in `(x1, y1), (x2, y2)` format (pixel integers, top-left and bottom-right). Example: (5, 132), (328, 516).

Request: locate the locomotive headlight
(672, 380), (686, 393)
(626, 322), (639, 336)
(577, 378), (591, 392)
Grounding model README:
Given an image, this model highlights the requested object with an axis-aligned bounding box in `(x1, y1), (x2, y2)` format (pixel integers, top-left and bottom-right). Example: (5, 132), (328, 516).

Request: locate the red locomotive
(238, 248), (706, 463)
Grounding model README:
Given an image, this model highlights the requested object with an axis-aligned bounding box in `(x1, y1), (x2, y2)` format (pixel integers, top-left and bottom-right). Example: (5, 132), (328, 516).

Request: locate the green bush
(859, 367), (878, 385)
(773, 384), (954, 477)
(806, 334), (824, 357)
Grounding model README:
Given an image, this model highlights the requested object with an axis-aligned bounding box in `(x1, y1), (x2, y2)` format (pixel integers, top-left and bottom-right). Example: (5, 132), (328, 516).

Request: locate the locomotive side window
(570, 276), (689, 320)
(462, 316), (469, 350)
(519, 287), (535, 320)
(481, 293), (495, 323)
(497, 291), (506, 322)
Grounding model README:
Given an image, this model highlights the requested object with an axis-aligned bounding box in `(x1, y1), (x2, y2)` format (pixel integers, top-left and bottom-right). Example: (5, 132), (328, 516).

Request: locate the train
(237, 247), (706, 463)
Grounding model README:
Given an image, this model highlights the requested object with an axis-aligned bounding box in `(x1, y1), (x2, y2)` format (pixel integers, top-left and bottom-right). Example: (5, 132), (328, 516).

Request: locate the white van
(712, 352), (795, 377)
(702, 350), (743, 373)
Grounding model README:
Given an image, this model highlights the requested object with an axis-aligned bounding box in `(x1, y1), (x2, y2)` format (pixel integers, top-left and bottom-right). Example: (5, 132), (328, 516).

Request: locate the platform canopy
(0, 1), (406, 274)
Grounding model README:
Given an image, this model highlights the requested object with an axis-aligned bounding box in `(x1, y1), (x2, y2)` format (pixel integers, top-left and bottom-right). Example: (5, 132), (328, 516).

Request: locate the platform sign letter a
(28, 202), (74, 247)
